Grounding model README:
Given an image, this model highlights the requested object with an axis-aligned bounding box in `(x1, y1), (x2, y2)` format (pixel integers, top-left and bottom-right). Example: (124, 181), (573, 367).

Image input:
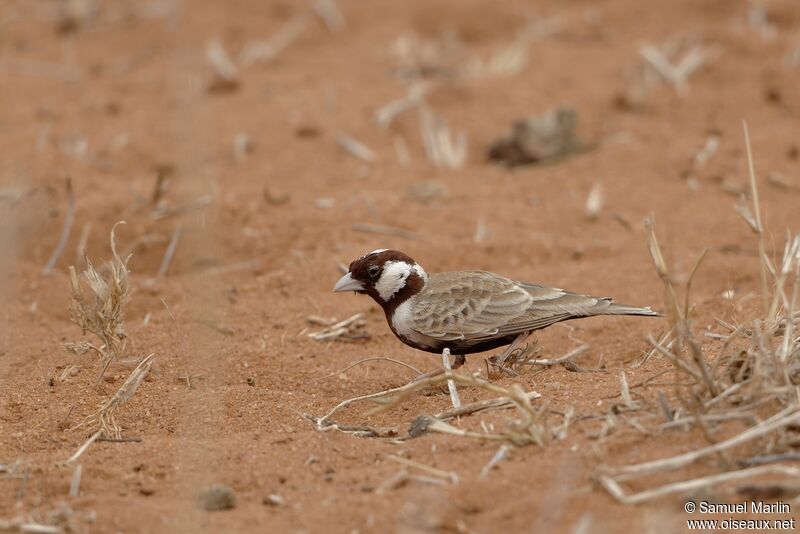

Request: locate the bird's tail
(601, 301), (661, 317)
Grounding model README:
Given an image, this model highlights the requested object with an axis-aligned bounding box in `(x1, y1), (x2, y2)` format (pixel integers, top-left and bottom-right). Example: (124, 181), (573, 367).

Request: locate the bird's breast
(389, 300), (438, 351)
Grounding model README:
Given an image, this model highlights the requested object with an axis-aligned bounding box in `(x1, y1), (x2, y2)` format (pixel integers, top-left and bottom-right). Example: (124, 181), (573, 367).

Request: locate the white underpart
(392, 299), (435, 349)
(375, 260), (427, 302)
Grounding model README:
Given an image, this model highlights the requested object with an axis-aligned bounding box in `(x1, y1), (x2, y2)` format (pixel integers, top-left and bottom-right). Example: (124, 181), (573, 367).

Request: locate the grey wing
(409, 273), (614, 343)
(498, 282), (611, 338)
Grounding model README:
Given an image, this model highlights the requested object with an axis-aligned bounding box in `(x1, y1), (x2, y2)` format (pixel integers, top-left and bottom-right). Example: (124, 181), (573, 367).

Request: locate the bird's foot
(486, 332), (537, 379)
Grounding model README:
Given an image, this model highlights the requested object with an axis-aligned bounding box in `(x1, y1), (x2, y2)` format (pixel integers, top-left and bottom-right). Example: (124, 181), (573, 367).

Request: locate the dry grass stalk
(335, 132), (377, 163)
(619, 371), (636, 410)
(74, 222), (91, 269)
(67, 223), (131, 377)
(157, 226), (181, 277)
(375, 469), (450, 494)
(42, 178), (75, 276)
(74, 354), (154, 439)
(239, 16), (308, 67)
(386, 454), (459, 484)
(479, 445), (512, 478)
(610, 406), (800, 482)
(692, 133), (720, 169)
(767, 173), (797, 191)
(600, 123), (800, 504)
(206, 39), (239, 91)
(741, 121), (770, 319)
(374, 83), (429, 129)
(0, 518), (64, 534)
(466, 18), (561, 79)
(746, 3), (777, 40)
(518, 344), (590, 372)
(65, 431), (100, 464)
(638, 38), (723, 96)
(300, 416), (399, 439)
(0, 187), (24, 203)
(390, 31), (463, 81)
(306, 313), (370, 342)
(584, 183), (603, 221)
(68, 464), (82, 498)
(310, 370), (550, 447)
(419, 107), (467, 169)
(434, 390), (542, 421)
(600, 465), (800, 505)
(312, 0), (345, 32)
(310, 357), (422, 383)
(390, 18), (559, 83)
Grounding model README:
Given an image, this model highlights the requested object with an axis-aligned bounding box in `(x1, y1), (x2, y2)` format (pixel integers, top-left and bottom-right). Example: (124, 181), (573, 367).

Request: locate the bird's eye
(367, 265), (380, 278)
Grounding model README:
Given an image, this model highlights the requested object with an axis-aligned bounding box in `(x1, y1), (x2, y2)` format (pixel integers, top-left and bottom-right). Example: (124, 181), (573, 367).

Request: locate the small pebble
(263, 494), (285, 506)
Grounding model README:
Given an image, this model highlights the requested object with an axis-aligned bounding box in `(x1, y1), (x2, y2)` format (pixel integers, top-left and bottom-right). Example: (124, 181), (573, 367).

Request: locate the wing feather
(410, 272), (612, 343)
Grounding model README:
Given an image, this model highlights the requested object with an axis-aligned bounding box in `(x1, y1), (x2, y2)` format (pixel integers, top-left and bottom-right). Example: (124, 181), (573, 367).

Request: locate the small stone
(408, 415), (433, 438)
(263, 494), (285, 506)
(198, 484), (236, 511)
(488, 106), (584, 167)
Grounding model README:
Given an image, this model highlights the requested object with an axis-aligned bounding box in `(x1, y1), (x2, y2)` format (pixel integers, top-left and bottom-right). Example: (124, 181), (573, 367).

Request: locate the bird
(333, 249), (659, 369)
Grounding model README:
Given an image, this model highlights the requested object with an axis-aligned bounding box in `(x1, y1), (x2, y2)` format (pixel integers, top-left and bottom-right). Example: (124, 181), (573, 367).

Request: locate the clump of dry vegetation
(73, 354), (154, 439)
(65, 224), (155, 441)
(306, 313), (370, 342)
(66, 223), (131, 378)
(305, 340), (590, 450)
(598, 123), (800, 503)
(307, 369), (551, 446)
(622, 34), (723, 108)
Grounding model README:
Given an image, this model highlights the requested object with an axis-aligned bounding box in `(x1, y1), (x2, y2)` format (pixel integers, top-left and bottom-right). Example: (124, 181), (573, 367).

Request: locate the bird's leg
(486, 332), (531, 376)
(411, 350), (465, 383)
(441, 348), (461, 409)
(493, 331), (532, 367)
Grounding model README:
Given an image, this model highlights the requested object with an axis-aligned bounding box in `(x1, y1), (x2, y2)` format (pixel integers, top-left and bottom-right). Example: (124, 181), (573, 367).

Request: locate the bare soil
(1, 0), (799, 532)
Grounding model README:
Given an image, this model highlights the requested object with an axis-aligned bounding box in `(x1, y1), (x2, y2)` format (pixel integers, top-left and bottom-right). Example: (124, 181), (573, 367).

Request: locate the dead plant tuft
(67, 222), (131, 378)
(600, 122), (800, 503)
(74, 354), (154, 439)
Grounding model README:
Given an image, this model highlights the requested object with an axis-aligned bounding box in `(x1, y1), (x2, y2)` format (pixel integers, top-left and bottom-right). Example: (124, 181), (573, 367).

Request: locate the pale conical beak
(333, 272), (365, 292)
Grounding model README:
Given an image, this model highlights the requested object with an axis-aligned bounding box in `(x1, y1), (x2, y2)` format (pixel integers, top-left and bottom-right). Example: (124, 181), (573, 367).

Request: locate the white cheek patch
(375, 261), (427, 302)
(375, 261), (411, 302)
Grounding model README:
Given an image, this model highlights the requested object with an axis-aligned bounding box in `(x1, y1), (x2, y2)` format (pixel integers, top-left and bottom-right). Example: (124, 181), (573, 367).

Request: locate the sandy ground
(2, 0), (800, 532)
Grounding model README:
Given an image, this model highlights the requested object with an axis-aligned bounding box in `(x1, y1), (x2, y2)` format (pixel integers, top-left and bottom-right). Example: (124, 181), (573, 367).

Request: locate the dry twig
(307, 314), (370, 342)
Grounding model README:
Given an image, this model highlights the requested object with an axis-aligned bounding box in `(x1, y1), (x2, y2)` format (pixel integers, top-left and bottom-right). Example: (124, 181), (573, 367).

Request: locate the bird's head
(333, 249), (428, 308)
